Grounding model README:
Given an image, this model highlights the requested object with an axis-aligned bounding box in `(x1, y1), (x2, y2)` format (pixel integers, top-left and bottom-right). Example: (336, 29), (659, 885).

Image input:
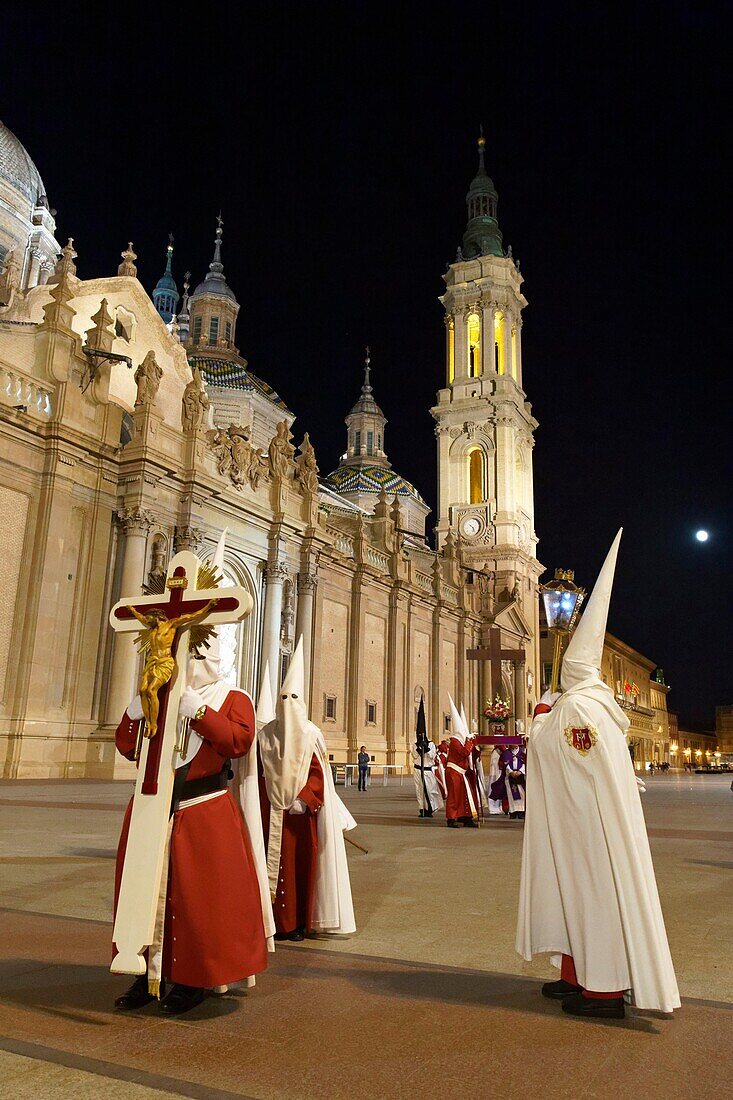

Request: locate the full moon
(695, 530), (709, 542)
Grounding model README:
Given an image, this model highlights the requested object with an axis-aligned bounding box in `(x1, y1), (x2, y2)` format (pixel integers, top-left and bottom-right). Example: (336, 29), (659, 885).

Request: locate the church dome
(0, 120), (47, 207)
(322, 462), (427, 504)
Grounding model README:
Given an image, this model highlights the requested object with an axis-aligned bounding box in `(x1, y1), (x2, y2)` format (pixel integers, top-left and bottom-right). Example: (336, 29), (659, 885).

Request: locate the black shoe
(542, 978), (583, 1000)
(288, 928), (305, 942)
(463, 820), (479, 828)
(561, 992), (625, 1019)
(419, 809), (425, 817)
(446, 820), (463, 828)
(115, 975), (162, 1011)
(425, 809), (434, 817)
(160, 983), (205, 1016)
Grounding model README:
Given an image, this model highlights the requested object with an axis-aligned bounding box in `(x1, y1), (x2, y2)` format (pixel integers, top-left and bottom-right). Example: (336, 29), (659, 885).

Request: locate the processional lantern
(540, 568), (585, 693)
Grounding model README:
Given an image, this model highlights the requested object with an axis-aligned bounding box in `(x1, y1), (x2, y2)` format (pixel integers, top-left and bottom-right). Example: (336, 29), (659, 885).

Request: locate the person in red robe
(113, 685), (269, 1014)
(113, 532), (272, 1016)
(444, 696), (494, 828)
(257, 640), (356, 941)
(258, 748), (324, 939)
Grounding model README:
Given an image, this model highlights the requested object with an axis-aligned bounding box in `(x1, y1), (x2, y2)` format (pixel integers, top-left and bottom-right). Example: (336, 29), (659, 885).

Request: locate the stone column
(514, 317), (523, 387)
(481, 301), (496, 373)
(105, 507), (155, 724)
(173, 525), (205, 555)
(453, 308), (468, 382)
(261, 561), (287, 697)
(295, 571), (318, 703)
(513, 657), (527, 733)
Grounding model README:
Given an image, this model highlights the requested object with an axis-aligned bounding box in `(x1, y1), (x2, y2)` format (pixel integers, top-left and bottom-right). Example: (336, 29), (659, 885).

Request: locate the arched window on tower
(494, 311), (505, 375)
(467, 312), (481, 377)
(468, 447), (485, 504)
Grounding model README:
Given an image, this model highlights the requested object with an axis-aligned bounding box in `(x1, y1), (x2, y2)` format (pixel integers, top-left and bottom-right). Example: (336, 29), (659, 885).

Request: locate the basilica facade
(0, 118), (541, 778)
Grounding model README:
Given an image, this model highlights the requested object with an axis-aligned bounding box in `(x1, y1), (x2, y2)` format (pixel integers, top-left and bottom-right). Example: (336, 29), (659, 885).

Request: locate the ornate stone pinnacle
(118, 242), (138, 277)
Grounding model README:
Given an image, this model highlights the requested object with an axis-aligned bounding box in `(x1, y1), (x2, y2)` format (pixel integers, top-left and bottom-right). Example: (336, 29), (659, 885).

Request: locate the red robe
(114, 691), (268, 988)
(258, 752), (324, 935)
(445, 735), (493, 821)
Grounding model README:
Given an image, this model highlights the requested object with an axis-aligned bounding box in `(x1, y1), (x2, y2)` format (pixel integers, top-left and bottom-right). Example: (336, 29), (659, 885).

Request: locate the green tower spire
(461, 127), (503, 260)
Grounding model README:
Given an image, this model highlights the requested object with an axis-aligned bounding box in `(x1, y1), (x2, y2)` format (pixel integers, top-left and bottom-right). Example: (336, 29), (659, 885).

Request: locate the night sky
(5, 4), (731, 727)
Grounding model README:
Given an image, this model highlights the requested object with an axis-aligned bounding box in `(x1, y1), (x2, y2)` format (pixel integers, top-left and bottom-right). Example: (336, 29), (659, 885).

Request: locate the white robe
(411, 743), (444, 813)
(311, 730), (357, 934)
(516, 677), (680, 1012)
(487, 747), (504, 814)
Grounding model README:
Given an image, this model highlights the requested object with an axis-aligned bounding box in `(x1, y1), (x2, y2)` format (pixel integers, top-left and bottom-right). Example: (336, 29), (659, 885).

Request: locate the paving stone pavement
(0, 772), (731, 1098)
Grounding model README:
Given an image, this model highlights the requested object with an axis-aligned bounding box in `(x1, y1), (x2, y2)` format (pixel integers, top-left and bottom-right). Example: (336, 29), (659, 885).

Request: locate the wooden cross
(108, 548), (252, 977)
(467, 626), (525, 701)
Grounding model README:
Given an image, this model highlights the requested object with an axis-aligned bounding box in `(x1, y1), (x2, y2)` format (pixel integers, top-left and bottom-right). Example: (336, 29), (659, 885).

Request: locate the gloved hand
(539, 690), (562, 708)
(288, 798), (307, 815)
(127, 695), (144, 721)
(179, 687), (206, 719)
(635, 775), (647, 794)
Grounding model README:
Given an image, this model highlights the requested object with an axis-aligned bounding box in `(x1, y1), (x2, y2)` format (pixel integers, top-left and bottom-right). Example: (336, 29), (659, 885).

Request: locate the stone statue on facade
(295, 432), (320, 495)
(181, 367), (210, 432)
(134, 351), (162, 408)
(0, 248), (20, 306)
(268, 420), (295, 480)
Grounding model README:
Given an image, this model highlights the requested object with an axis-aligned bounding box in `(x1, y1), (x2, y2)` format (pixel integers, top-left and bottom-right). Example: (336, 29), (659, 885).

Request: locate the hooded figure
(443, 695), (495, 827)
(113, 530), (272, 1017)
(516, 530), (680, 1018)
(258, 637), (356, 940)
(411, 696), (444, 817)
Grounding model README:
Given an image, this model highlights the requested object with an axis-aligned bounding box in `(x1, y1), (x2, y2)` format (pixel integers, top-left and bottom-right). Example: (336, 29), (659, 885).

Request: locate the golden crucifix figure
(127, 600), (218, 738)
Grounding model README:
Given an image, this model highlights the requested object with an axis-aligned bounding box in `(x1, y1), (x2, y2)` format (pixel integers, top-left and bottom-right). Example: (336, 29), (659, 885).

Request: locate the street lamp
(540, 569), (585, 693)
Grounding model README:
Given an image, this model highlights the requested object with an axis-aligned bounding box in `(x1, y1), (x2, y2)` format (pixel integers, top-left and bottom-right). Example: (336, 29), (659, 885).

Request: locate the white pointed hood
(448, 694), (468, 743)
(256, 661), (276, 729)
(188, 527), (227, 692)
(259, 637), (316, 811)
(461, 704), (469, 734)
(561, 528), (622, 692)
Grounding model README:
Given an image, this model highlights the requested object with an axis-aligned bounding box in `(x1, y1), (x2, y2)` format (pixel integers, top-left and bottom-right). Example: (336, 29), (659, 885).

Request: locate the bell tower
(431, 131), (540, 603)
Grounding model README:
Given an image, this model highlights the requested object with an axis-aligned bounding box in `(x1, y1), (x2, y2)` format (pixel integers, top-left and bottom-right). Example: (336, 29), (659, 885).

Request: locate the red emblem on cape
(564, 725), (598, 756)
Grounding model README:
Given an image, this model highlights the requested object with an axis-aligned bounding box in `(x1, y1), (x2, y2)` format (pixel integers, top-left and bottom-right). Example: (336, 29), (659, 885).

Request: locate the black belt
(414, 764), (434, 771)
(171, 760), (232, 813)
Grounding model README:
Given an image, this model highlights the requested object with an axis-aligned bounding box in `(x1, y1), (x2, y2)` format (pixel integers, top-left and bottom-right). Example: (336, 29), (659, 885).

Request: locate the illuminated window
(468, 448), (484, 504)
(494, 312), (505, 375)
(467, 312), (481, 377)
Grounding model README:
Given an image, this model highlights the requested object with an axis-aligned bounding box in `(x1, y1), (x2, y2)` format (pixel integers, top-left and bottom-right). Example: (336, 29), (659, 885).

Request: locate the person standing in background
(357, 746), (370, 791)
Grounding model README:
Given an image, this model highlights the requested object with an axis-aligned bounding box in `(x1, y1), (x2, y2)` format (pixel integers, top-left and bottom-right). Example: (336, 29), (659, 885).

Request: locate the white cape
(311, 730), (357, 934)
(516, 678), (680, 1012)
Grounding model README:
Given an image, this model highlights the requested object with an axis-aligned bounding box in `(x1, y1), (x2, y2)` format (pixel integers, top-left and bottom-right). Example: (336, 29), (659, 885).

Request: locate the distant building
(668, 712), (718, 768)
(715, 705), (733, 756)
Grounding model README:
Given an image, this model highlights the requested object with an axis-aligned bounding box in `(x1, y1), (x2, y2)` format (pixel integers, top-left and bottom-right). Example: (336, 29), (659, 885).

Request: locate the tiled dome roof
(0, 120), (47, 206)
(190, 356), (290, 413)
(323, 462), (426, 504)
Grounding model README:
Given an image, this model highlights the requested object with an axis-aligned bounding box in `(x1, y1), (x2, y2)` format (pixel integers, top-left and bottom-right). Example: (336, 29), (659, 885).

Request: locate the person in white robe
(516, 530), (680, 1019)
(486, 745), (504, 814)
(258, 637), (357, 936)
